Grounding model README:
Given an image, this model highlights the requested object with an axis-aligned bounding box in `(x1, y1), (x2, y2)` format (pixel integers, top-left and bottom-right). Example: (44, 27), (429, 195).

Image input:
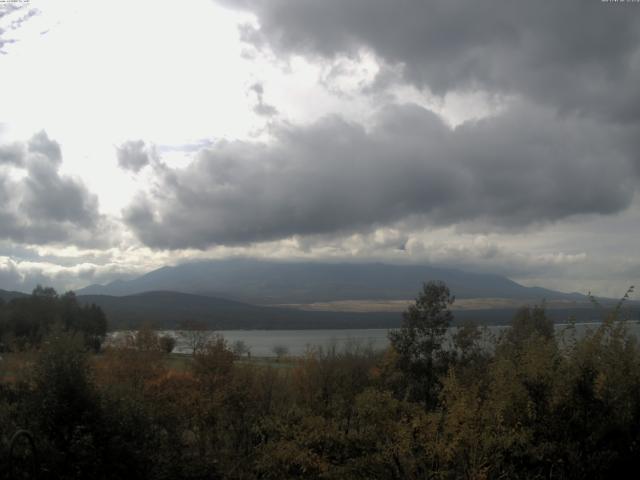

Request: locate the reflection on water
(108, 321), (640, 357)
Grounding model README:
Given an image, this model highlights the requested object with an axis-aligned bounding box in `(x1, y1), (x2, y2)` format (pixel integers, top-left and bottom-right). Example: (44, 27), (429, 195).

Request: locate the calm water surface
(109, 321), (640, 357)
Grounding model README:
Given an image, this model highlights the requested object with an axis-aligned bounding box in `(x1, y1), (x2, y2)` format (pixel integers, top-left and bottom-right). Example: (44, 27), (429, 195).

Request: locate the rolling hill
(0, 289), (28, 302)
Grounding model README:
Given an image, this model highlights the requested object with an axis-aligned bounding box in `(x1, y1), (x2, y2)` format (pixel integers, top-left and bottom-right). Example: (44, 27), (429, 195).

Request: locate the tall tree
(388, 280), (454, 406)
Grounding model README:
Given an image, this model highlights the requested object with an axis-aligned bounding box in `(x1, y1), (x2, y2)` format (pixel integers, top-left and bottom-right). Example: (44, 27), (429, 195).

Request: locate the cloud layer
(2, 1), (639, 297)
(124, 102), (637, 249)
(0, 132), (110, 247)
(222, 0), (640, 123)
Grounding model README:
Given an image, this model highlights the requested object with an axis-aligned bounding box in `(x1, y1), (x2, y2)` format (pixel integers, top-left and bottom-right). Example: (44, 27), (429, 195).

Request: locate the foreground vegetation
(0, 283), (639, 479)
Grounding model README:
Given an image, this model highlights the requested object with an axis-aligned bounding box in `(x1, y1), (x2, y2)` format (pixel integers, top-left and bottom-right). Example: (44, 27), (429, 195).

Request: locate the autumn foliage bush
(0, 283), (639, 479)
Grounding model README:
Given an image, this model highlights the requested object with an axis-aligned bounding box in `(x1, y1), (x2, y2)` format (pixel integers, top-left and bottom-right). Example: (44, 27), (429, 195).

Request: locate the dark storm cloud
(124, 102), (637, 249)
(0, 132), (108, 246)
(116, 140), (152, 173)
(220, 0), (640, 123)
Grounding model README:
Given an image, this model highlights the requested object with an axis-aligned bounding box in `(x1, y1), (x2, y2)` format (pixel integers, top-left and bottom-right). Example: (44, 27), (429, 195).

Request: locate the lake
(109, 321), (640, 357)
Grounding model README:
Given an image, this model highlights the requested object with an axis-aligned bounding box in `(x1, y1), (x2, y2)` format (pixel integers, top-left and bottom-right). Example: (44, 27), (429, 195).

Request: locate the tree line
(0, 282), (639, 479)
(0, 286), (107, 352)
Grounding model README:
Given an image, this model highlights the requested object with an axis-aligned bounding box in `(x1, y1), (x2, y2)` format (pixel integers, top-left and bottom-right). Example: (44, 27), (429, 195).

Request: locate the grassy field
(273, 297), (593, 313)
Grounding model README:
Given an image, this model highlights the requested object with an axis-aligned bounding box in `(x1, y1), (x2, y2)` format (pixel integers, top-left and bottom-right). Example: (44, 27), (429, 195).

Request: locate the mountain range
(77, 259), (586, 304)
(0, 287), (608, 331)
(4, 260), (632, 330)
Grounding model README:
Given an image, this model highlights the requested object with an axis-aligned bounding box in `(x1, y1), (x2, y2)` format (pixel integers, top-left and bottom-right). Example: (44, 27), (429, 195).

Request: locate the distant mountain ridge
(0, 289), (29, 302)
(77, 259), (586, 304)
(2, 287), (629, 331)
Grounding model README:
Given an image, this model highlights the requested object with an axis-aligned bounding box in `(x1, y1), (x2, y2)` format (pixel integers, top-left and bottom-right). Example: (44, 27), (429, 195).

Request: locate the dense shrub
(0, 283), (639, 478)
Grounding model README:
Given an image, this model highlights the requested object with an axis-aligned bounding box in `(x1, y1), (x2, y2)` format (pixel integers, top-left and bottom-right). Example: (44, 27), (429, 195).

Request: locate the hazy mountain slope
(0, 289), (29, 302)
(77, 259), (585, 304)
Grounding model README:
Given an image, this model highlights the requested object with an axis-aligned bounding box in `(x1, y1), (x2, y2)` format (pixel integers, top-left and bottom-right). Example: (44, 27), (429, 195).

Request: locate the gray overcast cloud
(0, 132), (108, 247)
(221, 0), (640, 123)
(116, 140), (153, 173)
(124, 102), (637, 249)
(1, 0), (639, 295)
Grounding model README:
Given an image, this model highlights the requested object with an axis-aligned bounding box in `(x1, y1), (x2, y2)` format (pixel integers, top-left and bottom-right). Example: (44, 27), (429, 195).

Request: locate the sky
(1, 0), (640, 297)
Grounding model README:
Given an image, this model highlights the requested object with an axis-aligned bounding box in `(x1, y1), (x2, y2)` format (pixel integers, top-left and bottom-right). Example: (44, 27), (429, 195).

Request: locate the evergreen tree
(388, 280), (454, 406)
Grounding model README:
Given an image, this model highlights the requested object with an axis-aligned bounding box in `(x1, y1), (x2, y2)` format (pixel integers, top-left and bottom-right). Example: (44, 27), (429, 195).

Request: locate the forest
(0, 282), (639, 479)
